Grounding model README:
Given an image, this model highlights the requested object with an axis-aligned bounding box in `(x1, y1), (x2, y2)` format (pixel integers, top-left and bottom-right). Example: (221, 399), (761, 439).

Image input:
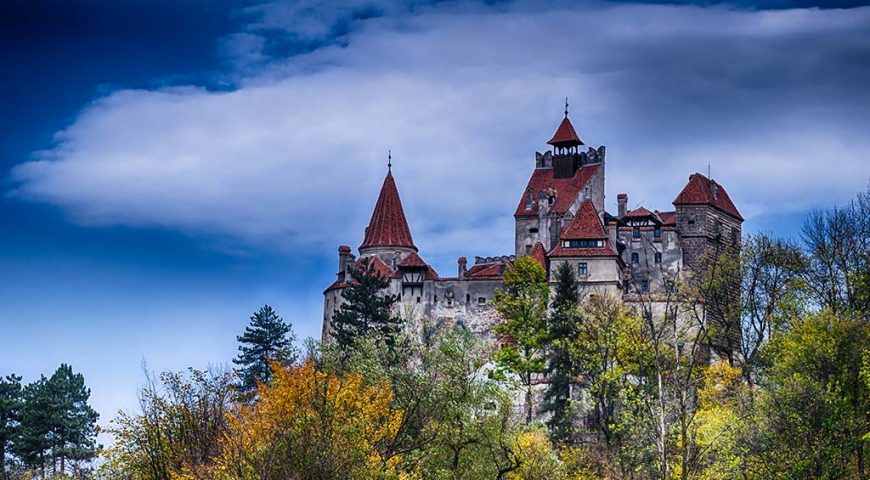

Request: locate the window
(655, 252), (662, 264)
(416, 296), (421, 303)
(640, 280), (650, 293)
(654, 227), (661, 239)
(688, 220), (695, 225)
(478, 297), (486, 305)
(564, 239), (603, 248)
(529, 227), (538, 234)
(632, 226), (640, 239)
(631, 252), (639, 264)
(577, 262), (588, 277)
(466, 293), (470, 303)
(525, 244), (532, 254)
(732, 228), (738, 244)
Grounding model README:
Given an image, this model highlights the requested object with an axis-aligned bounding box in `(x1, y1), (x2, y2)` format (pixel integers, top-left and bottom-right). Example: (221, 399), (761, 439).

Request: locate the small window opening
(632, 226), (640, 239)
(577, 262), (588, 277)
(529, 227), (538, 234)
(654, 227), (661, 239)
(416, 296), (421, 303)
(655, 252), (662, 264)
(631, 252), (639, 264)
(466, 293), (470, 303)
(478, 297), (486, 305)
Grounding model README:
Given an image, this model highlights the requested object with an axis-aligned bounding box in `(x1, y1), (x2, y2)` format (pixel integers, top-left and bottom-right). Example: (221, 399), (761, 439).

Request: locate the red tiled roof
(398, 251), (440, 280)
(561, 199), (606, 240)
(465, 261), (511, 280)
(515, 164), (599, 217)
(548, 243), (619, 258)
(398, 251), (427, 267)
(547, 117), (584, 146)
(624, 206), (655, 218)
(324, 256), (397, 292)
(657, 210), (676, 226)
(360, 171), (418, 251)
(673, 173), (743, 221)
(529, 242), (548, 270)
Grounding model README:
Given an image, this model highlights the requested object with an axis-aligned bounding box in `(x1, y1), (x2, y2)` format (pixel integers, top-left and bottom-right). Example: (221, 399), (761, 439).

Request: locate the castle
(322, 108), (743, 349)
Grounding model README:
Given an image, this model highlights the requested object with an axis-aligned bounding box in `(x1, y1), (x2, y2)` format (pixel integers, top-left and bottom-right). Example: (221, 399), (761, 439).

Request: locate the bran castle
(322, 109), (743, 353)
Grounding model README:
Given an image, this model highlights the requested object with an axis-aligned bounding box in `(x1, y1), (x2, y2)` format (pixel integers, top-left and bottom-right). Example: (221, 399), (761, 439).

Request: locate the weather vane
(388, 149), (392, 172)
(565, 97), (569, 118)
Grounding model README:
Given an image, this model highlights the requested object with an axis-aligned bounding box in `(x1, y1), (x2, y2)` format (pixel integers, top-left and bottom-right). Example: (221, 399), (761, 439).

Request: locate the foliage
(11, 365), (99, 479)
(233, 304), (298, 393)
(0, 375), (22, 480)
(492, 256), (550, 424)
(331, 257), (402, 353)
(184, 361), (404, 480)
(752, 310), (869, 479)
(542, 262), (581, 444)
(100, 368), (235, 480)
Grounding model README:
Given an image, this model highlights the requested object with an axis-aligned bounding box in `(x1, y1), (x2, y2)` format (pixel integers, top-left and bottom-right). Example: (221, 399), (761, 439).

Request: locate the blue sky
(2, 0), (869, 430)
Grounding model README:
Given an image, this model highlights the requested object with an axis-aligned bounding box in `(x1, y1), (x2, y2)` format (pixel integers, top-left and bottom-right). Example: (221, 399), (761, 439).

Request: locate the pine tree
(234, 305), (299, 392)
(15, 377), (51, 476)
(330, 258), (401, 352)
(0, 374), (22, 480)
(542, 262), (581, 444)
(47, 364), (99, 475)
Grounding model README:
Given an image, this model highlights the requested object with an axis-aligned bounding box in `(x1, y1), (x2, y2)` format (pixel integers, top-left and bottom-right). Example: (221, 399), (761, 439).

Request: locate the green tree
(0, 375), (22, 480)
(331, 257), (401, 352)
(492, 255), (549, 424)
(754, 310), (869, 479)
(541, 262), (581, 444)
(48, 364), (100, 476)
(233, 305), (298, 392)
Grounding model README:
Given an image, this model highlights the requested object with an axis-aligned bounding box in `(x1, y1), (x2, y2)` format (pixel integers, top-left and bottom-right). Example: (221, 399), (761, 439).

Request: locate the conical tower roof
(547, 116), (584, 147)
(359, 171), (417, 252)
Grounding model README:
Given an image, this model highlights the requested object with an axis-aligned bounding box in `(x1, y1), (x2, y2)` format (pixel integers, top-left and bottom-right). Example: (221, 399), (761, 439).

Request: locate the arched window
(631, 252), (639, 264)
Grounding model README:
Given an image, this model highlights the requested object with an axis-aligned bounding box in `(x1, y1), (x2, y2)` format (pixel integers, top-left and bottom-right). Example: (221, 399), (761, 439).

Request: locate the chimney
(458, 257), (467, 279)
(617, 193), (628, 219)
(338, 246), (354, 282)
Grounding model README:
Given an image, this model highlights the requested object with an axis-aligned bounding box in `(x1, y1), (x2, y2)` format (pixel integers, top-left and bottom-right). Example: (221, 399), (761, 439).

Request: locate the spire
(359, 168), (417, 252)
(388, 149), (392, 172)
(547, 100), (584, 151)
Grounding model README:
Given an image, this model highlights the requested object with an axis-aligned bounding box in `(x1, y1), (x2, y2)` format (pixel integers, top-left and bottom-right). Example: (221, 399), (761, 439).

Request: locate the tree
(233, 305), (298, 392)
(331, 257), (401, 352)
(541, 262), (581, 444)
(753, 310), (869, 479)
(801, 186), (870, 316)
(183, 361), (404, 480)
(736, 234), (807, 384)
(0, 375), (22, 480)
(47, 364), (100, 476)
(101, 368), (235, 480)
(492, 255), (549, 424)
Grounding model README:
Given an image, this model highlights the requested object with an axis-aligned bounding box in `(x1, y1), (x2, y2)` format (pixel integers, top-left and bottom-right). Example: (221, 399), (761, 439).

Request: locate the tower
(358, 168), (418, 266)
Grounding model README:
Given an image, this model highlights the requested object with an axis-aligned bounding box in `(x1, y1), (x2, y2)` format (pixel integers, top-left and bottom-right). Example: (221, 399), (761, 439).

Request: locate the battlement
(474, 255), (515, 265)
(536, 146), (605, 170)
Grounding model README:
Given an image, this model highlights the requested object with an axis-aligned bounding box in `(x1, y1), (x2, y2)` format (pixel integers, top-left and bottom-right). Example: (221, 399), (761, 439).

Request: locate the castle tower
(359, 168), (418, 266)
(515, 103), (606, 256)
(673, 173), (744, 360)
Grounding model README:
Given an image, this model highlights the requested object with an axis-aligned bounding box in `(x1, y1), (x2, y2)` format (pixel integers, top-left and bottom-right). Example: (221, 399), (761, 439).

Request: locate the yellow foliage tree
(180, 360), (406, 480)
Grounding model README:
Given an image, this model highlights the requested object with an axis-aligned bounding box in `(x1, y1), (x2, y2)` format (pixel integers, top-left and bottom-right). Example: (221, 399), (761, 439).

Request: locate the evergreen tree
(234, 305), (299, 392)
(48, 364), (99, 475)
(15, 377), (51, 476)
(542, 262), (581, 444)
(330, 258), (401, 352)
(0, 375), (22, 480)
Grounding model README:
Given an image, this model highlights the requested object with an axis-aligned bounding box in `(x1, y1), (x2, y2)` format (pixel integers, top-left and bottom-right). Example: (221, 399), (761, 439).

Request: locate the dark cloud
(7, 1), (870, 261)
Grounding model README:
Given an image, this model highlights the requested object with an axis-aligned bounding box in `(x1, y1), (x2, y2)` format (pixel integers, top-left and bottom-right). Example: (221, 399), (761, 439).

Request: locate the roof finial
(388, 149), (392, 172)
(564, 96), (569, 118)
(707, 161), (711, 180)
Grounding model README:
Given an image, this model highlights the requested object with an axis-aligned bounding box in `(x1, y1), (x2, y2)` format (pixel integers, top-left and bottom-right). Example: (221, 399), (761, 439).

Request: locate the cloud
(10, 1), (870, 260)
